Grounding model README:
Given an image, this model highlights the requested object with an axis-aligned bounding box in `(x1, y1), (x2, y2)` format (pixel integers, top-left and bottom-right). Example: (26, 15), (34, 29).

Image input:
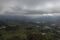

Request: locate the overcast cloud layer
(0, 0), (60, 15)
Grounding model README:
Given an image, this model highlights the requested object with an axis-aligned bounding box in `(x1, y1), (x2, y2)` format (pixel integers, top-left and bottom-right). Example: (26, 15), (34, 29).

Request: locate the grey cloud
(0, 0), (60, 15)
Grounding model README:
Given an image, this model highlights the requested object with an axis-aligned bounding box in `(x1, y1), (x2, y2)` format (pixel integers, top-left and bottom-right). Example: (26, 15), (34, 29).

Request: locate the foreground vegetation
(0, 21), (60, 40)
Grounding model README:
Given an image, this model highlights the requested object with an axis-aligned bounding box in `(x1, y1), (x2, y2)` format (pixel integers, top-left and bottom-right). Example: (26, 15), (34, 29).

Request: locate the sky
(0, 0), (60, 16)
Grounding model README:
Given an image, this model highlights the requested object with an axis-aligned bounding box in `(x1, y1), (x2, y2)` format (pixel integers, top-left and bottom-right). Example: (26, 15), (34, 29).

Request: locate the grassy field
(0, 22), (60, 40)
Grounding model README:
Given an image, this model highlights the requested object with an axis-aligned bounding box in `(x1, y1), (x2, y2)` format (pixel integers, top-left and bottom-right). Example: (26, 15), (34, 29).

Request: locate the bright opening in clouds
(0, 0), (60, 16)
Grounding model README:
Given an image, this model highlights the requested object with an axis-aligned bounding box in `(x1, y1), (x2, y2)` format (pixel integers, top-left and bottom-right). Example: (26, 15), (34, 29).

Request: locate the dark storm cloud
(0, 0), (60, 15)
